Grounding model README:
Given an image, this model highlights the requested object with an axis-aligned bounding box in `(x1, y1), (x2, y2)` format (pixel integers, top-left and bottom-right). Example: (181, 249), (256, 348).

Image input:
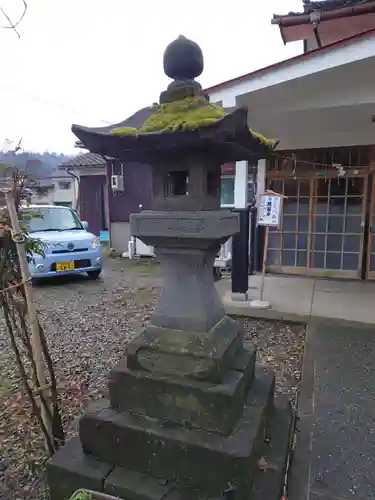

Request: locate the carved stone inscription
(138, 217), (205, 233)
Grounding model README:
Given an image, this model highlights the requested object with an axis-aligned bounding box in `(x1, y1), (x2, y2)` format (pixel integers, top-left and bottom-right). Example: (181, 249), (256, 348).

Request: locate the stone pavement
(289, 321), (375, 500)
(217, 275), (375, 500)
(218, 274), (375, 326)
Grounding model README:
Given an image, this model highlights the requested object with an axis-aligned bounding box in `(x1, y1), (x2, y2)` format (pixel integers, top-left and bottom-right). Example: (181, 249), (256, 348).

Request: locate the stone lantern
(47, 36), (292, 500)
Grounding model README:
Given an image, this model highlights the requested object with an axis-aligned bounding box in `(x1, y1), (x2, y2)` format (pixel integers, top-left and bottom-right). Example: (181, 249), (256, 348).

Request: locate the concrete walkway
(218, 274), (375, 326)
(289, 321), (375, 500)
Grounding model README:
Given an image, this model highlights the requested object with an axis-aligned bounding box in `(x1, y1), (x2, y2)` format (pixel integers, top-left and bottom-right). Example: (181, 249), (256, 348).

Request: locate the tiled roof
(60, 152), (106, 169)
(273, 0), (375, 22)
(305, 0), (373, 12)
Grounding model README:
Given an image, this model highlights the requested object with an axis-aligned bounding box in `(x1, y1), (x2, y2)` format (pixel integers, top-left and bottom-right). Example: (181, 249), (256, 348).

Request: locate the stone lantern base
(48, 370), (293, 500)
(47, 210), (294, 500)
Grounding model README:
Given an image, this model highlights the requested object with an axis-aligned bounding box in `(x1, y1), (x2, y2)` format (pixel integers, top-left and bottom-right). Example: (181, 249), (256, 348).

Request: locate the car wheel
(87, 269), (102, 280)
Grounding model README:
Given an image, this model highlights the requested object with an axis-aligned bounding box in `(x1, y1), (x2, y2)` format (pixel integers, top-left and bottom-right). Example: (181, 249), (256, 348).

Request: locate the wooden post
(4, 190), (52, 445)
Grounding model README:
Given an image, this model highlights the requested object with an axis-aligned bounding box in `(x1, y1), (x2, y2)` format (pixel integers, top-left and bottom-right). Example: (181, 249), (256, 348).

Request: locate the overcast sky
(0, 0), (302, 153)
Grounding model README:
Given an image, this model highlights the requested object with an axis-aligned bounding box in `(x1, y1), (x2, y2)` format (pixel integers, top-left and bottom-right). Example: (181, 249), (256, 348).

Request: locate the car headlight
(92, 236), (101, 249)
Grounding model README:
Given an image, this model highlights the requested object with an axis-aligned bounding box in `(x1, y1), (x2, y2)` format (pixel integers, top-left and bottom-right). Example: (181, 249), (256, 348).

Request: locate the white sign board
(257, 193), (282, 228)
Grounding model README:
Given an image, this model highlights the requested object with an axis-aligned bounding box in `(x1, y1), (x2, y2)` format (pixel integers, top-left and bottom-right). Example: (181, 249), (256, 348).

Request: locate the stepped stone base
(109, 346), (256, 435)
(47, 366), (294, 500)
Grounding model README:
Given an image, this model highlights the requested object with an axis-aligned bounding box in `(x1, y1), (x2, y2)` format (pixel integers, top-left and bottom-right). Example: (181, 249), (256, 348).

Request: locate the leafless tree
(0, 0), (27, 38)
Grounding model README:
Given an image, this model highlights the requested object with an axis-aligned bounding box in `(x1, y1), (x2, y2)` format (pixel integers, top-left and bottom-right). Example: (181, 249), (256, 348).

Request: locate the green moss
(69, 491), (92, 500)
(111, 126), (138, 136)
(139, 96), (225, 133)
(250, 128), (277, 148)
(109, 96), (276, 148)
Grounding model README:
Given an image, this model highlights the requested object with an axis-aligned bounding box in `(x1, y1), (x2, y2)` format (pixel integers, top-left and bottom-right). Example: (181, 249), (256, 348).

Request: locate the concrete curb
(224, 296), (375, 329)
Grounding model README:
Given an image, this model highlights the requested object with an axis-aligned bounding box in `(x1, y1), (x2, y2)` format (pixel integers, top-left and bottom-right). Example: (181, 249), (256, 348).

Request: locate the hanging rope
(11, 229), (27, 244)
(271, 151), (346, 169)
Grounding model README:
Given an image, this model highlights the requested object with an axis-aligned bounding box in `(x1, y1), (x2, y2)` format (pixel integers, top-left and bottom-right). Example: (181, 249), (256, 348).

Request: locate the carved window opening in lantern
(165, 170), (189, 197)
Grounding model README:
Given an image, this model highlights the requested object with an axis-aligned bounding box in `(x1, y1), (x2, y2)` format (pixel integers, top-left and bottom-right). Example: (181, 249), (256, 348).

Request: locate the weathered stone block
(131, 210), (239, 240)
(104, 467), (172, 500)
(109, 347), (256, 435)
(47, 437), (113, 500)
(80, 366), (275, 499)
(126, 315), (244, 383)
(144, 247), (226, 334)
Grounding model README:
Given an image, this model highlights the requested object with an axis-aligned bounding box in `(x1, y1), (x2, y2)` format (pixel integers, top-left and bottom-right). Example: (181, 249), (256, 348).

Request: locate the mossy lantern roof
(72, 36), (278, 164)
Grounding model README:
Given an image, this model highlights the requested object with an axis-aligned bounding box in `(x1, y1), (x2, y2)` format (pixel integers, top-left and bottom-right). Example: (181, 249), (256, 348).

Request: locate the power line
(0, 82), (113, 125)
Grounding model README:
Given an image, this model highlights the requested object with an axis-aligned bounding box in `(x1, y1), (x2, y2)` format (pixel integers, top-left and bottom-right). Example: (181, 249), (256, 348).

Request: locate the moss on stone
(70, 491), (92, 500)
(139, 96), (225, 133)
(250, 129), (277, 148)
(109, 96), (276, 148)
(111, 126), (138, 136)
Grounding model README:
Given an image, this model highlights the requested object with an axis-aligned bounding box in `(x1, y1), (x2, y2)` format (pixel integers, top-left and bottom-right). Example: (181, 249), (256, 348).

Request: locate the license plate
(56, 262), (74, 272)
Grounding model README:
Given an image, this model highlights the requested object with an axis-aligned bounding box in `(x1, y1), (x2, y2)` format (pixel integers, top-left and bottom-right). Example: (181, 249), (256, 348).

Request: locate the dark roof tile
(60, 152), (106, 169)
(305, 0), (373, 12)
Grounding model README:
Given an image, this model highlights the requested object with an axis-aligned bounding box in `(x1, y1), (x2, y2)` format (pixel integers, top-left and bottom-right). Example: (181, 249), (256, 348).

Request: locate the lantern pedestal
(48, 210), (293, 500)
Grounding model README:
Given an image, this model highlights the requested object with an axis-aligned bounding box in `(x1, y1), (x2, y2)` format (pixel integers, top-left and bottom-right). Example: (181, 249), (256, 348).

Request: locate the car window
(24, 207), (83, 232)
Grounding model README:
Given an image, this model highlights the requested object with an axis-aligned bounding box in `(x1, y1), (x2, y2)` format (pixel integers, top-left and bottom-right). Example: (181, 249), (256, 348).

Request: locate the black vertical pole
(254, 224), (265, 273)
(249, 204), (257, 275)
(231, 207), (250, 295)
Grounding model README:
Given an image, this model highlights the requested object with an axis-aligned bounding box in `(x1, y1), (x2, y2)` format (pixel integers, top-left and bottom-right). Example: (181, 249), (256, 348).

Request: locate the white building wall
(110, 221), (131, 254)
(207, 33), (375, 105)
(31, 176), (78, 207)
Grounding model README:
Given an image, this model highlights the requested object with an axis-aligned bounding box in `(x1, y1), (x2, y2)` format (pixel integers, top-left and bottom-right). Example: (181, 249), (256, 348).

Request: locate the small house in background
(60, 151), (153, 252)
(30, 165), (78, 208)
(0, 154), (77, 208)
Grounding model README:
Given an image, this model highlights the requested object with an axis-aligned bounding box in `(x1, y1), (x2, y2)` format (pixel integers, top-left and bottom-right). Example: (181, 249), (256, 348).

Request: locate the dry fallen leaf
(257, 456), (279, 472)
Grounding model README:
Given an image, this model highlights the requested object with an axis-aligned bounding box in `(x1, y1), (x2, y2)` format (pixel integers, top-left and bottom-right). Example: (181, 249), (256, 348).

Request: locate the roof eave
(204, 27), (375, 95)
(272, 0), (375, 27)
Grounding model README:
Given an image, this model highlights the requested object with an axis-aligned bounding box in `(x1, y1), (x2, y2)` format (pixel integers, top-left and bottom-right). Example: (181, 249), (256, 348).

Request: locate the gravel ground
(0, 259), (305, 500)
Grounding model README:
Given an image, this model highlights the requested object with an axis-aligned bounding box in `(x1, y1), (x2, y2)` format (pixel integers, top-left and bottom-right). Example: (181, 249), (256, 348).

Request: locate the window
(35, 186), (50, 197)
(24, 206), (83, 232)
(220, 175), (256, 207)
(221, 176), (235, 206)
(58, 181), (71, 190)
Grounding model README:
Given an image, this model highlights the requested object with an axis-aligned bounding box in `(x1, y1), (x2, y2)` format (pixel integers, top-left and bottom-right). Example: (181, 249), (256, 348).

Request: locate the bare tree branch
(14, 136), (23, 153)
(0, 0), (27, 38)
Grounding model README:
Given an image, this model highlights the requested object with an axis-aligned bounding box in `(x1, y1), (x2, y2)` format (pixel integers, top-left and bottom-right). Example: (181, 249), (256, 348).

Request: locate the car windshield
(25, 207), (83, 233)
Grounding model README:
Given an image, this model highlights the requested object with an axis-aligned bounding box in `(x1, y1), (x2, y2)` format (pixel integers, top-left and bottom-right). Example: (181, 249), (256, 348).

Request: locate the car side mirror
(82, 221), (89, 230)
